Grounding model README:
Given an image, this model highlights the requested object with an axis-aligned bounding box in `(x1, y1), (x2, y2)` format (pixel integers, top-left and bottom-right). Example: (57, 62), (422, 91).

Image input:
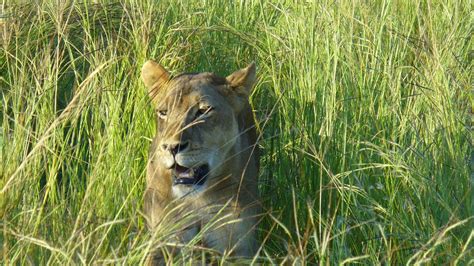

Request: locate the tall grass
(1, 0), (472, 264)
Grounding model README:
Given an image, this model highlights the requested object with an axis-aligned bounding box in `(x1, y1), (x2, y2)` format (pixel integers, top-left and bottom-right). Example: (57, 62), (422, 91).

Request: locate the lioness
(141, 60), (260, 262)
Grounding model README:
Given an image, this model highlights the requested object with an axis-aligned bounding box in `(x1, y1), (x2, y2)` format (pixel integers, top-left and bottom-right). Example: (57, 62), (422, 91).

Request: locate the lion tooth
(178, 168), (194, 178)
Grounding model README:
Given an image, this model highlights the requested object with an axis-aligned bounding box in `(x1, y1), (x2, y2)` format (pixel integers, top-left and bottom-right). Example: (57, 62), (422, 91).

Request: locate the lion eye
(196, 105), (214, 118)
(157, 110), (168, 119)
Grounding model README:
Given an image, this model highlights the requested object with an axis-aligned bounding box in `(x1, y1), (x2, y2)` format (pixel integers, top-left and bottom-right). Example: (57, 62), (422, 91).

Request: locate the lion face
(153, 77), (241, 197)
(142, 61), (256, 198)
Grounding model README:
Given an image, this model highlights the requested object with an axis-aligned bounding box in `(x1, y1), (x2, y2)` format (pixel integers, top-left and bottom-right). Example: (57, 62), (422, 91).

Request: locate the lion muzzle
(172, 164), (210, 186)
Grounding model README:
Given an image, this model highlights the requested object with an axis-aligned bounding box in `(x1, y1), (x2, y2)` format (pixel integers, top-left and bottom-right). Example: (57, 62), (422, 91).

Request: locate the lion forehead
(168, 72), (227, 94)
(159, 75), (230, 110)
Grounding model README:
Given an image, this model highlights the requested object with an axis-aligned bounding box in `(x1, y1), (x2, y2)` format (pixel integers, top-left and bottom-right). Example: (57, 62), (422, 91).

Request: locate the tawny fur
(141, 60), (260, 263)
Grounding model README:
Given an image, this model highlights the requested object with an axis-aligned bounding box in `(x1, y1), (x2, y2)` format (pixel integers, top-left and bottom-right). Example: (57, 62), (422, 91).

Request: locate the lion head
(141, 60), (258, 199)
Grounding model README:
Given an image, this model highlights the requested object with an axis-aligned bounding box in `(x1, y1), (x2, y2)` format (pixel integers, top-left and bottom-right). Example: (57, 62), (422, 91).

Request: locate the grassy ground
(1, 0), (472, 264)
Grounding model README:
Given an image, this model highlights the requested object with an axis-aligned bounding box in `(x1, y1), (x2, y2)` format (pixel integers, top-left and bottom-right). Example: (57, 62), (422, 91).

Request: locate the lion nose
(162, 141), (189, 156)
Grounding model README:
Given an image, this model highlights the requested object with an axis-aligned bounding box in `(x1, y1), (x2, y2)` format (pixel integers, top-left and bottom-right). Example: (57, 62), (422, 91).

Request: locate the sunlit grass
(1, 0), (472, 264)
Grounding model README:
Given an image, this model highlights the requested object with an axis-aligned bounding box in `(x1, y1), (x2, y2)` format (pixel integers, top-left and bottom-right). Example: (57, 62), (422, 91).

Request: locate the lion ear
(226, 62), (256, 97)
(141, 60), (170, 90)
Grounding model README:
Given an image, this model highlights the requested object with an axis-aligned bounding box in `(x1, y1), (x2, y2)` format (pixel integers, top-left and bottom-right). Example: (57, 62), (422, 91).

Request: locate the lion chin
(141, 59), (261, 263)
(172, 182), (207, 198)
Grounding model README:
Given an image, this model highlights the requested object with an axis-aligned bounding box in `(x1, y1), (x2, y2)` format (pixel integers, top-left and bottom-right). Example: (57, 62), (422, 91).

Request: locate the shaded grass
(1, 0), (472, 264)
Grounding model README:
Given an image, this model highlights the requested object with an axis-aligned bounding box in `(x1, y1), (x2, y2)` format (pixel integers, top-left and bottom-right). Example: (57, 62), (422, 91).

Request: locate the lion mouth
(172, 164), (209, 186)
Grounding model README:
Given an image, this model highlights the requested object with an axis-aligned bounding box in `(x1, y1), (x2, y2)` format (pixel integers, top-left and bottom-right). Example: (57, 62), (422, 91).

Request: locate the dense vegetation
(1, 0), (472, 264)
